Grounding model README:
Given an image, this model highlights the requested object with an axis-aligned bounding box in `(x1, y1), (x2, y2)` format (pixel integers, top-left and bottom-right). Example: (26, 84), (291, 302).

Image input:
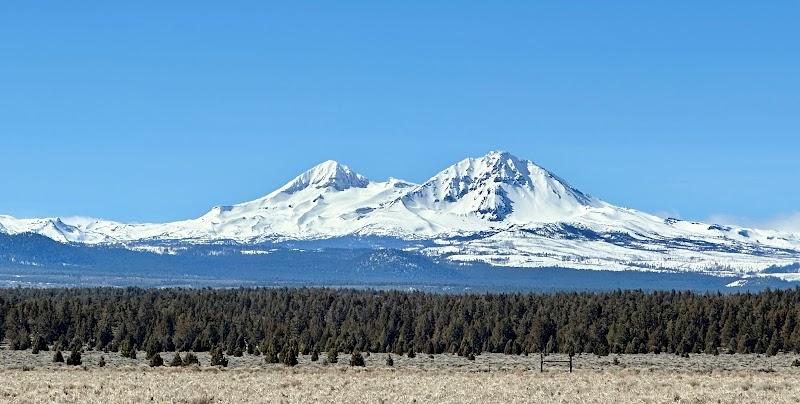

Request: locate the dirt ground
(0, 351), (799, 403)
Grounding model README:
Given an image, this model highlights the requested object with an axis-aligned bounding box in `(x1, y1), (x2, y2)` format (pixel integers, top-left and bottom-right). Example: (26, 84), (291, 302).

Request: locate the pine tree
(766, 336), (779, 356)
(727, 338), (737, 354)
(66, 351), (82, 366)
(145, 337), (161, 359)
(282, 346), (298, 367)
(9, 328), (31, 350)
(149, 353), (164, 367)
(503, 340), (514, 354)
(170, 353), (184, 367)
(31, 335), (48, 354)
(385, 354), (394, 366)
(545, 337), (556, 354)
(210, 346), (228, 367)
(119, 337), (137, 359)
(349, 351), (365, 367)
(53, 350), (64, 363)
(310, 349), (319, 362)
(327, 349), (338, 364)
(69, 337), (83, 354)
(5, 287), (800, 362)
(264, 346), (279, 364)
(183, 352), (200, 366)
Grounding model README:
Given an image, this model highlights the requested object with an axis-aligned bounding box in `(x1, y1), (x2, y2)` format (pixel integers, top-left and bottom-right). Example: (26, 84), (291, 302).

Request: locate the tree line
(1, 287), (799, 357)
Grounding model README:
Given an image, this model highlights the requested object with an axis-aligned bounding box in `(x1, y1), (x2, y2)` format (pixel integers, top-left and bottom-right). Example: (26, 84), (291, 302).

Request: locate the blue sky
(1, 1), (798, 229)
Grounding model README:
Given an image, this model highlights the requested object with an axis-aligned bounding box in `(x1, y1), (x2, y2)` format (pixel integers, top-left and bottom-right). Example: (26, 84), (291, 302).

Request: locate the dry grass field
(0, 351), (798, 403)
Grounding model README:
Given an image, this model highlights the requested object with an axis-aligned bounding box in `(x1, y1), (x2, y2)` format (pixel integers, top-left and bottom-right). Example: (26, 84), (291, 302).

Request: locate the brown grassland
(0, 351), (798, 403)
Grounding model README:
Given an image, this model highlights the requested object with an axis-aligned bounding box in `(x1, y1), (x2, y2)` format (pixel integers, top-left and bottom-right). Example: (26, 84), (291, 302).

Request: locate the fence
(540, 353), (573, 372)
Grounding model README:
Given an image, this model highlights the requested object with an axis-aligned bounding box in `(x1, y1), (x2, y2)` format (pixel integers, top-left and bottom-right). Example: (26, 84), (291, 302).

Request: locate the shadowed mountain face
(1, 151), (799, 280)
(0, 231), (794, 291)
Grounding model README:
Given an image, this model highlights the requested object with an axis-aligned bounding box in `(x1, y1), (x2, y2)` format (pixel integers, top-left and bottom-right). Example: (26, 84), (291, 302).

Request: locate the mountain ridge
(1, 151), (799, 278)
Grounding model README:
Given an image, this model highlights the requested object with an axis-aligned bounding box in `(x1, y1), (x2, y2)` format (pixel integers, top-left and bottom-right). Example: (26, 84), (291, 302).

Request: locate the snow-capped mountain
(278, 160), (370, 193)
(399, 151), (595, 222)
(0, 216), (95, 243)
(2, 151), (799, 279)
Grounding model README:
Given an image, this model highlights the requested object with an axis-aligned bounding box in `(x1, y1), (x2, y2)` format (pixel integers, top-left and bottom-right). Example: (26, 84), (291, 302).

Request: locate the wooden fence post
(540, 352), (544, 372)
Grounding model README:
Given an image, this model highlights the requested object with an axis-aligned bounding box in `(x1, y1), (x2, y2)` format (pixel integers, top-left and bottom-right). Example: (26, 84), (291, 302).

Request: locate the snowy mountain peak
(484, 149), (515, 161)
(400, 150), (595, 222)
(277, 160), (370, 194)
(0, 215), (88, 243)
